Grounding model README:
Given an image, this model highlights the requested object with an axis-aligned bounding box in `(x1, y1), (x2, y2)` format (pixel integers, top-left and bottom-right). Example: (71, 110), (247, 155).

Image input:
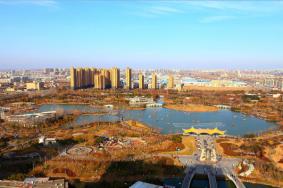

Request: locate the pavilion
(183, 127), (225, 135)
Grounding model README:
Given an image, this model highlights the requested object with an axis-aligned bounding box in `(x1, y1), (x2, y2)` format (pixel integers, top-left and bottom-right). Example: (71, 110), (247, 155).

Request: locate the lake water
(39, 104), (277, 136)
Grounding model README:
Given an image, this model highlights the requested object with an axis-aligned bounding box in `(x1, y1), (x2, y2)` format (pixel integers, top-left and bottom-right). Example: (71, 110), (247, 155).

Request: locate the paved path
(179, 135), (245, 188)
(224, 167), (246, 188)
(207, 168), (217, 188)
(181, 166), (196, 188)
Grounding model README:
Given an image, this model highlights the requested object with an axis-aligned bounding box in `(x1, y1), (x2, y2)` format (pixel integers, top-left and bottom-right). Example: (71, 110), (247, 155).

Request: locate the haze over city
(0, 1), (283, 188)
(1, 0), (283, 69)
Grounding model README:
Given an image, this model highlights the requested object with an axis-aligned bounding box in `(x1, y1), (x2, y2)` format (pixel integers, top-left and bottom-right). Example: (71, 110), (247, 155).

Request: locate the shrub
(7, 173), (26, 181)
(243, 133), (256, 138)
(171, 135), (182, 143)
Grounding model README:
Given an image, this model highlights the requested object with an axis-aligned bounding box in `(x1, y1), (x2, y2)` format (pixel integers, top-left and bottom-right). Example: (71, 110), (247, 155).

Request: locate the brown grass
(162, 136), (195, 155)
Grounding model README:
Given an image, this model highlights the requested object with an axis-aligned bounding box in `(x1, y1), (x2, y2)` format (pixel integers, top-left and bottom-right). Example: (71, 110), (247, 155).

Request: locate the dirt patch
(53, 168), (77, 177)
(219, 142), (242, 156)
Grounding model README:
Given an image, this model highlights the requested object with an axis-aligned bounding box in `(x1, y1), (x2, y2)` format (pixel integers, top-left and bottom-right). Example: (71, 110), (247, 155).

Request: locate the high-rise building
(94, 73), (106, 89)
(101, 69), (111, 88)
(70, 67), (96, 89)
(125, 68), (132, 89)
(139, 73), (144, 89)
(151, 73), (157, 89)
(111, 67), (120, 89)
(90, 68), (97, 86)
(70, 67), (77, 89)
(168, 75), (174, 89)
(76, 68), (83, 89)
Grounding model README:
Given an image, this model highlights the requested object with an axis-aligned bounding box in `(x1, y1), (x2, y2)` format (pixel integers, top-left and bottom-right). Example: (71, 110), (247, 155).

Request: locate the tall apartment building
(168, 75), (174, 89)
(111, 67), (120, 89)
(70, 67), (77, 89)
(125, 67), (132, 89)
(139, 73), (144, 89)
(94, 73), (106, 89)
(70, 67), (95, 89)
(151, 73), (157, 89)
(101, 69), (111, 88)
(90, 68), (97, 86)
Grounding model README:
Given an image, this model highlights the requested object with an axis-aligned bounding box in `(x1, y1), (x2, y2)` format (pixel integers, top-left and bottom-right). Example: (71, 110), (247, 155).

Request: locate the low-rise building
(5, 111), (59, 127)
(146, 103), (163, 108)
(39, 136), (57, 145)
(0, 107), (10, 119)
(26, 81), (44, 90)
(128, 96), (154, 106)
(0, 177), (68, 188)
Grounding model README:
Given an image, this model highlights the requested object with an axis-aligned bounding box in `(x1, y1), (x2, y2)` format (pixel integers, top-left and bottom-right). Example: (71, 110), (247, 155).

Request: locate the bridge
(181, 165), (245, 188)
(181, 134), (245, 188)
(223, 168), (246, 188)
(181, 166), (196, 188)
(207, 168), (217, 188)
(183, 127), (225, 136)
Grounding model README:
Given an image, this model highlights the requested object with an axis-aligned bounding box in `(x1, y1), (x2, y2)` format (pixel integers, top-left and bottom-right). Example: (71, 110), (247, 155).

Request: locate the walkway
(224, 168), (246, 188)
(181, 166), (196, 188)
(180, 135), (245, 188)
(207, 168), (217, 188)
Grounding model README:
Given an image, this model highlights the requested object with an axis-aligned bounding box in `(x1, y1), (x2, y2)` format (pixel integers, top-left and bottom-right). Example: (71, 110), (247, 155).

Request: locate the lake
(39, 104), (277, 136)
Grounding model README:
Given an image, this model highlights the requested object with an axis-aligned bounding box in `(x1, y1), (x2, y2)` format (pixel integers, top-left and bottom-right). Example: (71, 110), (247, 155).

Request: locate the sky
(0, 0), (283, 70)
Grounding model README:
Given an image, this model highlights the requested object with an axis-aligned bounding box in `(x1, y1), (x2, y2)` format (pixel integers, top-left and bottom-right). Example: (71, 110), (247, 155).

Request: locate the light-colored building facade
(5, 111), (59, 128)
(26, 81), (43, 90)
(70, 67), (96, 89)
(139, 73), (144, 89)
(125, 67), (132, 89)
(168, 75), (174, 89)
(111, 67), (120, 89)
(101, 69), (111, 88)
(70, 67), (76, 89)
(151, 73), (157, 89)
(94, 73), (106, 89)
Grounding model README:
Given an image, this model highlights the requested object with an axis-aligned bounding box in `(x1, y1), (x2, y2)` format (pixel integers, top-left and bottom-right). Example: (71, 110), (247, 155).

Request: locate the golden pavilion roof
(183, 127), (225, 135)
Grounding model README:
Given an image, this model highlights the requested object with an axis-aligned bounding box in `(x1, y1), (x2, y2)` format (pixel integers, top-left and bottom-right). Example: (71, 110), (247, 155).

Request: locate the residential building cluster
(0, 68), (69, 92)
(263, 78), (283, 90)
(70, 67), (175, 90)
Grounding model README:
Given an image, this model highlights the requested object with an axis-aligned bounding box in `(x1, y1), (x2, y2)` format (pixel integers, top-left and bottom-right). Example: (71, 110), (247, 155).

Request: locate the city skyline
(0, 1), (283, 69)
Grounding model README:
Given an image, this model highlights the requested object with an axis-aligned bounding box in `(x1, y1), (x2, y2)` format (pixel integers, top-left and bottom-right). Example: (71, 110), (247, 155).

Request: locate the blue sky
(0, 0), (283, 70)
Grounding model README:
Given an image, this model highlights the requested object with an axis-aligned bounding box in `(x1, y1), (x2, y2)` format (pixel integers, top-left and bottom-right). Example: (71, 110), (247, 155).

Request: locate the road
(177, 135), (246, 188)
